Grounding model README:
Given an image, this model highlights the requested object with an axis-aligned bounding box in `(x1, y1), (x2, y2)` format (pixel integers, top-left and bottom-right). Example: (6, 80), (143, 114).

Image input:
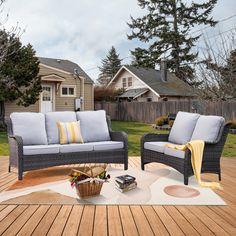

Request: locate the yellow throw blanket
(165, 140), (222, 189)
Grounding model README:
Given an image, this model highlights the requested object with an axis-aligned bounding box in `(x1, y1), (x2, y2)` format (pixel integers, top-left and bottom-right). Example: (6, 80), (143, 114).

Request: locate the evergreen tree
(98, 46), (122, 86)
(0, 34), (41, 125)
(128, 0), (218, 85)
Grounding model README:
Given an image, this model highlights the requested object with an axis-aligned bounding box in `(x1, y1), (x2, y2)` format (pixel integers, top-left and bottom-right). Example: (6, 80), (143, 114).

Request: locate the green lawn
(0, 121), (235, 157)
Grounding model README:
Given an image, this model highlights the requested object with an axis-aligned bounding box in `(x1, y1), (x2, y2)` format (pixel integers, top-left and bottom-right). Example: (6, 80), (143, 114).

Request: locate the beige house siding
(5, 101), (39, 117)
(84, 83), (94, 110)
(4, 63), (94, 116)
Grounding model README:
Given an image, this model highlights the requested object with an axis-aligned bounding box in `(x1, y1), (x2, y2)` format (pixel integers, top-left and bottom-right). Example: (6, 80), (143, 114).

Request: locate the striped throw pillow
(57, 121), (84, 144)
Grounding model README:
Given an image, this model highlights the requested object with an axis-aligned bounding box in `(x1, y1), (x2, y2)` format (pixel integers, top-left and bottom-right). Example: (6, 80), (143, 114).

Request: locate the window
(61, 85), (76, 97)
(122, 78), (127, 88)
(128, 77), (132, 87)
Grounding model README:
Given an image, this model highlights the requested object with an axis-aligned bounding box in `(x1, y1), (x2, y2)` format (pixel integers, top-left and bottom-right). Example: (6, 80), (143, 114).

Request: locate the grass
(0, 121), (235, 157)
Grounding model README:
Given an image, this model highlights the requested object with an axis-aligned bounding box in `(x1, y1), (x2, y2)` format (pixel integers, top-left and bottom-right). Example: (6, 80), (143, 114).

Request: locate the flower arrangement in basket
(69, 166), (110, 198)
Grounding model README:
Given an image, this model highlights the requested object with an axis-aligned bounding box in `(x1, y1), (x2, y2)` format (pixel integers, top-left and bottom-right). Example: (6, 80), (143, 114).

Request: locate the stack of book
(115, 175), (137, 193)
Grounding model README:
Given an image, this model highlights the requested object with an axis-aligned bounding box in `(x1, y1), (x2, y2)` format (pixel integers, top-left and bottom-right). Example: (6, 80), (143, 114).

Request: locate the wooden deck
(0, 156), (236, 236)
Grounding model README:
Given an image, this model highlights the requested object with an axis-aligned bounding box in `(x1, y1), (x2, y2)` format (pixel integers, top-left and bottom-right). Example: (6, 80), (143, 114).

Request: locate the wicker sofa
(141, 111), (230, 185)
(7, 110), (128, 180)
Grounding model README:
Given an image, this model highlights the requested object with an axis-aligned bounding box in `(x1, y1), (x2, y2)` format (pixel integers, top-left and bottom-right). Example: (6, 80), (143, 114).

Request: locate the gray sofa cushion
(144, 141), (171, 153)
(168, 111), (200, 144)
(191, 115), (225, 143)
(76, 110), (110, 142)
(10, 112), (48, 145)
(164, 147), (185, 159)
(60, 143), (93, 153)
(23, 145), (60, 155)
(92, 141), (124, 151)
(45, 112), (77, 144)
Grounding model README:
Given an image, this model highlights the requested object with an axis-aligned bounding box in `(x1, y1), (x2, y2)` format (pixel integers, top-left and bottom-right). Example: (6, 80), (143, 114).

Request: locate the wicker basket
(75, 181), (103, 198)
(71, 165), (106, 198)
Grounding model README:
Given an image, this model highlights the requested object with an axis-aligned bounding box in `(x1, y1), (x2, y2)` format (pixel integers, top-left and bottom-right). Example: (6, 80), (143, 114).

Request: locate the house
(5, 57), (94, 116)
(107, 63), (196, 102)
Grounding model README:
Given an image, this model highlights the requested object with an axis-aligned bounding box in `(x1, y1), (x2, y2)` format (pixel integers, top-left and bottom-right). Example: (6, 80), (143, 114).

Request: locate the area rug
(0, 166), (226, 205)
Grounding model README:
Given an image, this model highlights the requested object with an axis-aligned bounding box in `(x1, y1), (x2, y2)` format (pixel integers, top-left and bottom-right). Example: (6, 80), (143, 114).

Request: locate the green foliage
(94, 87), (124, 101)
(128, 0), (218, 85)
(228, 120), (236, 129)
(155, 116), (168, 126)
(0, 36), (41, 106)
(168, 120), (174, 127)
(98, 46), (122, 86)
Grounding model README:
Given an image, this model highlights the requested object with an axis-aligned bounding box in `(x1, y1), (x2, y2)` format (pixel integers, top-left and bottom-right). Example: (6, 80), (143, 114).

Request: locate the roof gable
(38, 57), (93, 83)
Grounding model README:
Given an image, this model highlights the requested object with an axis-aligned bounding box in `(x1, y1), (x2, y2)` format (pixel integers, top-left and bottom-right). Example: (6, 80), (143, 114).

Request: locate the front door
(41, 85), (53, 113)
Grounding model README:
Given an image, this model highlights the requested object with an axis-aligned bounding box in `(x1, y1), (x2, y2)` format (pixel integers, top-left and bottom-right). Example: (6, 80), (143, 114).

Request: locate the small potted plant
(69, 166), (110, 198)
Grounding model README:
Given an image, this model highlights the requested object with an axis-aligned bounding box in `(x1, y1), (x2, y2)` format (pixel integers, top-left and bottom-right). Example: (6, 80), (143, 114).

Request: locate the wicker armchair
(141, 120), (230, 185)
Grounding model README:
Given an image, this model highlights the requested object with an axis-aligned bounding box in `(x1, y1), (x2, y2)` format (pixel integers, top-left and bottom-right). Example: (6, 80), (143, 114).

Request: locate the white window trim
(60, 85), (76, 97)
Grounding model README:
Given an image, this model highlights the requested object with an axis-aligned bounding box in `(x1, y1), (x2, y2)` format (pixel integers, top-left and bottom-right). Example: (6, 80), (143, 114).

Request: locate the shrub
(155, 116), (168, 126)
(228, 120), (236, 129)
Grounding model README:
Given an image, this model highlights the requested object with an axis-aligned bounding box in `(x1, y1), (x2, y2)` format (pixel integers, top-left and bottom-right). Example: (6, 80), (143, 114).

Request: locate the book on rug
(115, 175), (137, 193)
(115, 175), (136, 184)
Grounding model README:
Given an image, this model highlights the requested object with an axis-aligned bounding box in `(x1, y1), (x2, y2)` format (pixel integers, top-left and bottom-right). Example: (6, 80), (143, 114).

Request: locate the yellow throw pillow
(57, 121), (84, 144)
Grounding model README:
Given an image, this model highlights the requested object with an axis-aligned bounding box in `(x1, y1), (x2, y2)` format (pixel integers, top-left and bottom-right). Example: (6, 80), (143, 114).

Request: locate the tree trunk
(0, 101), (6, 131)
(173, 0), (180, 72)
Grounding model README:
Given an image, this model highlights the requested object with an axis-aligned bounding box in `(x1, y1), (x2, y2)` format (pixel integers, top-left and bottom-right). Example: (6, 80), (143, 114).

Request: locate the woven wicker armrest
(110, 131), (128, 148)
(8, 135), (24, 155)
(141, 133), (169, 143)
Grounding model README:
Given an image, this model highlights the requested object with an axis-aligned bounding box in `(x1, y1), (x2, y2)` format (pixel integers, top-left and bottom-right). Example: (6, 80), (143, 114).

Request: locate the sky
(2, 0), (236, 81)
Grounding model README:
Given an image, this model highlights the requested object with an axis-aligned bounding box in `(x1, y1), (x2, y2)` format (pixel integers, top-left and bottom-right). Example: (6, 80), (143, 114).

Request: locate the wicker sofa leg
(8, 165), (11, 173)
(218, 171), (221, 181)
(184, 176), (189, 185)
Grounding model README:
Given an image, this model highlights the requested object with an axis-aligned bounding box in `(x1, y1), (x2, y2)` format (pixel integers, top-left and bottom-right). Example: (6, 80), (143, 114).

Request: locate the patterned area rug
(0, 166), (225, 205)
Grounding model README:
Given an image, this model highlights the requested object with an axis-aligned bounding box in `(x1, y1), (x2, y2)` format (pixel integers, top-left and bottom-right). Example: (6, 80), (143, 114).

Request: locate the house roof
(119, 88), (149, 99)
(38, 57), (93, 83)
(110, 65), (196, 97)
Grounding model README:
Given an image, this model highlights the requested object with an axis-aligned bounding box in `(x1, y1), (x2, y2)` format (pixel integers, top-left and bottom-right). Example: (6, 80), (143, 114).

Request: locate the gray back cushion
(45, 112), (77, 144)
(76, 110), (110, 142)
(10, 112), (48, 145)
(191, 115), (225, 143)
(168, 111), (200, 144)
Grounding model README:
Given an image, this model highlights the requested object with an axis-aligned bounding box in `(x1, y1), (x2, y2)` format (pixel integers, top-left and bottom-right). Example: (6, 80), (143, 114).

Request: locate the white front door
(41, 85), (53, 113)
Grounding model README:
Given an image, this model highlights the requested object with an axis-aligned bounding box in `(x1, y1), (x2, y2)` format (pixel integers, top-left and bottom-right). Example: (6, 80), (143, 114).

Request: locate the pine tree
(128, 0), (218, 85)
(0, 34), (41, 126)
(98, 46), (122, 86)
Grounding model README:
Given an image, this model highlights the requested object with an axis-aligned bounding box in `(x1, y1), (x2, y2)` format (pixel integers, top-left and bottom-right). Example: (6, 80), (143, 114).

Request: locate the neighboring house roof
(38, 57), (93, 83)
(109, 65), (196, 97)
(119, 88), (149, 99)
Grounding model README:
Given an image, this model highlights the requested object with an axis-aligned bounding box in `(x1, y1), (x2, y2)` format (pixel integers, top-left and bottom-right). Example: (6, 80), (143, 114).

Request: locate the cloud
(2, 0), (236, 80)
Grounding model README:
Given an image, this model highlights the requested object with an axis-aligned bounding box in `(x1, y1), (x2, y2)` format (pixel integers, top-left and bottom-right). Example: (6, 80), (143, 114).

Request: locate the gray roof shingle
(125, 65), (195, 97)
(38, 57), (93, 83)
(119, 88), (149, 98)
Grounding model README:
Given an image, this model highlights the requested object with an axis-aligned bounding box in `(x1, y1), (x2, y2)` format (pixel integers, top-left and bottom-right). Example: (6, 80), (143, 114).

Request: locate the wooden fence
(95, 101), (236, 123)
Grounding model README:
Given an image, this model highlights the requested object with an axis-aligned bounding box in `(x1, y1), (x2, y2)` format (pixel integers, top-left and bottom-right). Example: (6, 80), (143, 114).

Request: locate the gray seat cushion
(45, 112), (77, 144)
(10, 112), (48, 145)
(60, 143), (94, 153)
(76, 110), (110, 142)
(92, 141), (124, 151)
(168, 111), (200, 144)
(144, 142), (171, 153)
(164, 147), (185, 159)
(191, 115), (225, 143)
(23, 145), (60, 155)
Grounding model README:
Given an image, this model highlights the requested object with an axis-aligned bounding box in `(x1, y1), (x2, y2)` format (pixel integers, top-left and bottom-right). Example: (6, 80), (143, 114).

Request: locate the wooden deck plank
(0, 205), (17, 222)
(119, 206), (139, 236)
(62, 205), (83, 236)
(47, 205), (72, 236)
(32, 205), (61, 236)
(107, 206), (123, 236)
(187, 206), (229, 236)
(0, 205), (28, 235)
(2, 205), (39, 236)
(93, 206), (108, 236)
(130, 205), (154, 236)
(17, 205), (50, 236)
(153, 206), (184, 236)
(176, 206), (215, 236)
(77, 205), (95, 236)
(164, 206), (200, 236)
(141, 206), (169, 236)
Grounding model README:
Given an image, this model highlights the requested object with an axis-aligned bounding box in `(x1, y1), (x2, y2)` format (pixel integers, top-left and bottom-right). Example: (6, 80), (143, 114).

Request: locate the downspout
(80, 76), (85, 111)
